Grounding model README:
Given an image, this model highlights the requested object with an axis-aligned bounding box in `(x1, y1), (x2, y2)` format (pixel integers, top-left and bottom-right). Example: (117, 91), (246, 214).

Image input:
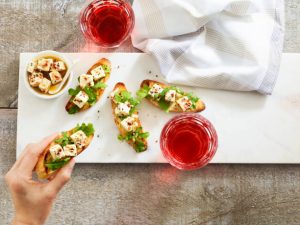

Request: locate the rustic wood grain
(1, 0), (300, 224)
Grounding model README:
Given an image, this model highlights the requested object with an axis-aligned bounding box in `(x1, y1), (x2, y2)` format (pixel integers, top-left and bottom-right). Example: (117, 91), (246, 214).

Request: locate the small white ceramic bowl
(24, 50), (73, 99)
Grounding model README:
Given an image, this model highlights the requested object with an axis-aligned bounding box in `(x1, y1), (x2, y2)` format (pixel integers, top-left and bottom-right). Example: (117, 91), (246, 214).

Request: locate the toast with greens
(137, 80), (205, 112)
(66, 58), (111, 114)
(35, 123), (94, 179)
(110, 83), (149, 153)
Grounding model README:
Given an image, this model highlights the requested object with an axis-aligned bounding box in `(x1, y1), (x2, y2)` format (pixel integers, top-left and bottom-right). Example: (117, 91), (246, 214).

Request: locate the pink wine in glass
(80, 0), (135, 48)
(160, 114), (218, 170)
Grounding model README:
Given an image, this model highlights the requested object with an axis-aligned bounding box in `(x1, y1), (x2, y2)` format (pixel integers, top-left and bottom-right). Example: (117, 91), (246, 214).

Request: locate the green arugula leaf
(118, 134), (125, 141)
(129, 99), (140, 108)
(174, 87), (184, 95)
(74, 123), (95, 136)
(139, 132), (149, 139)
(158, 87), (170, 98)
(186, 93), (200, 109)
(129, 107), (136, 116)
(134, 141), (147, 153)
(54, 132), (72, 147)
(68, 105), (80, 114)
(45, 157), (71, 171)
(158, 86), (182, 98)
(102, 64), (110, 73)
(120, 90), (131, 100)
(136, 85), (150, 99)
(93, 81), (107, 90)
(117, 127), (149, 153)
(84, 87), (97, 105)
(68, 86), (81, 96)
(113, 94), (122, 103)
(153, 93), (161, 100)
(117, 115), (127, 121)
(158, 98), (171, 112)
(114, 90), (140, 115)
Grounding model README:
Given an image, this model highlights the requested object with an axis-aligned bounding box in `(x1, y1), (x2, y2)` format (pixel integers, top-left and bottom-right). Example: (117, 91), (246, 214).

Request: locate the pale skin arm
(5, 134), (75, 225)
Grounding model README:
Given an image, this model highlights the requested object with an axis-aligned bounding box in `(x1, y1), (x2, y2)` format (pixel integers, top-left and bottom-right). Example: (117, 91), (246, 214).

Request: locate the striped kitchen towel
(131, 0), (284, 94)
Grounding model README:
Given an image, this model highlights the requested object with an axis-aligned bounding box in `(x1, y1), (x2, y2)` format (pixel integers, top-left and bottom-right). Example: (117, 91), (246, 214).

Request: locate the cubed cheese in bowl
(24, 50), (73, 99)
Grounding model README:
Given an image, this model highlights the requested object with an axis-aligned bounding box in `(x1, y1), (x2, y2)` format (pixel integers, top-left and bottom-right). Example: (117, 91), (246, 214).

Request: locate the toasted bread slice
(35, 125), (94, 179)
(140, 79), (205, 112)
(66, 58), (111, 114)
(111, 83), (148, 152)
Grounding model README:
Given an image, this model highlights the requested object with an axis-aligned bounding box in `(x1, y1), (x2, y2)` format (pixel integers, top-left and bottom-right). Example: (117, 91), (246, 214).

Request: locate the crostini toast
(137, 79), (205, 112)
(66, 58), (111, 114)
(35, 123), (94, 179)
(111, 83), (149, 152)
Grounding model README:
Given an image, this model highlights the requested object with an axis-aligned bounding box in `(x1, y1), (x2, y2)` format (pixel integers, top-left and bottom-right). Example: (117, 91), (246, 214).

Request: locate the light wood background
(0, 1), (300, 224)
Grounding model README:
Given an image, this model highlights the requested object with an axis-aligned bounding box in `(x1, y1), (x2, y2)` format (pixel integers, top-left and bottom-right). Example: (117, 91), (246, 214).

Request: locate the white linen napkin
(131, 0), (284, 94)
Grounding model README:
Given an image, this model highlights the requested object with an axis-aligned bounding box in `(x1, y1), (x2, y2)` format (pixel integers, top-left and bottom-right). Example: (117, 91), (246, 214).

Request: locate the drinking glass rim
(160, 113), (218, 170)
(79, 0), (135, 48)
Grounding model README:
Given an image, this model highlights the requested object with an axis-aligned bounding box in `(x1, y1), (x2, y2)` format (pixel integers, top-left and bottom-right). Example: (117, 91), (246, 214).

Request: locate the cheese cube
(165, 90), (176, 102)
(148, 84), (163, 98)
(49, 70), (62, 84)
(27, 61), (37, 73)
(121, 116), (139, 132)
(28, 72), (43, 87)
(63, 144), (77, 157)
(70, 130), (87, 148)
(176, 96), (192, 111)
(115, 101), (131, 116)
(79, 74), (94, 89)
(91, 65), (105, 81)
(37, 58), (53, 71)
(72, 91), (89, 108)
(38, 78), (51, 93)
(52, 61), (66, 71)
(49, 144), (65, 159)
(131, 113), (139, 119)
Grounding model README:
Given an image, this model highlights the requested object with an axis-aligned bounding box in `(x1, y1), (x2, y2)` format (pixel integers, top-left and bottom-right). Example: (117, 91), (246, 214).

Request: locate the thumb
(46, 158), (75, 193)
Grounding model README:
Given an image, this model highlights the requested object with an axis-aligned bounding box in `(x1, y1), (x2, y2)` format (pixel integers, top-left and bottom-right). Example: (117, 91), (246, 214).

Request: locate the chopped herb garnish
(93, 81), (107, 90)
(74, 123), (95, 136)
(54, 132), (73, 147)
(45, 157), (71, 171)
(68, 105), (80, 114)
(68, 86), (81, 96)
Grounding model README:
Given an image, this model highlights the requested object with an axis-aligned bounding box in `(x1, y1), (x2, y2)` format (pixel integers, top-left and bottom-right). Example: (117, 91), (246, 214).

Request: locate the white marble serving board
(17, 53), (300, 163)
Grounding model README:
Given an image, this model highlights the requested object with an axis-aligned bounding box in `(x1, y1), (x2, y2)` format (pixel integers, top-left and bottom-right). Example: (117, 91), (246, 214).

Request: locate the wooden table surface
(1, 1), (300, 224)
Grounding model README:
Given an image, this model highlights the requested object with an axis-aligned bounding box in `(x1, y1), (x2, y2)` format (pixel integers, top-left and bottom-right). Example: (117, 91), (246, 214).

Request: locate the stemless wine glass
(160, 114), (218, 170)
(80, 0), (135, 48)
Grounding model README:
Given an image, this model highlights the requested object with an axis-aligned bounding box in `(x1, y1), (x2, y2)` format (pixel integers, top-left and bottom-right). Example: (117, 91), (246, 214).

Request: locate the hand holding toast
(5, 134), (75, 225)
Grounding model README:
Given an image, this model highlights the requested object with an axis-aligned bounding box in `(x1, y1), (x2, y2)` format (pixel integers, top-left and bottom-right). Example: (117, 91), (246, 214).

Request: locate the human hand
(5, 134), (75, 225)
